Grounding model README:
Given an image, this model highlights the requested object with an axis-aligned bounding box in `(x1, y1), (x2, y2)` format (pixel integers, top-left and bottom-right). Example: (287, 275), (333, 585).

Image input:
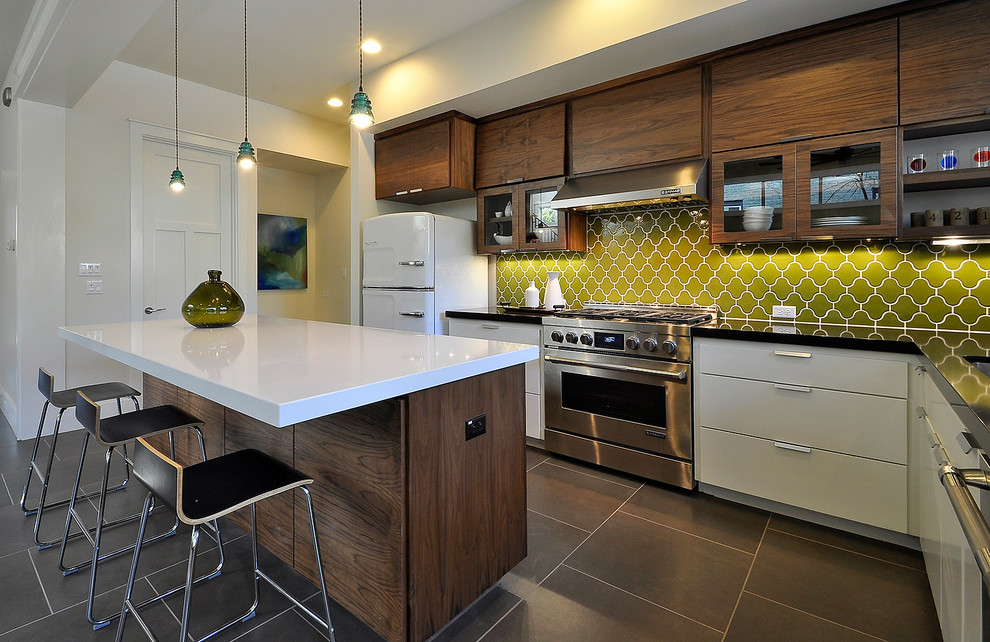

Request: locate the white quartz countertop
(59, 315), (539, 427)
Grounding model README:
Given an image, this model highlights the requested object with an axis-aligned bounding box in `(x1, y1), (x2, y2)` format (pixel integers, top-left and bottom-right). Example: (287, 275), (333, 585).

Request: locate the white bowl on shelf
(742, 218), (773, 231)
(493, 234), (513, 245)
(534, 228), (557, 242)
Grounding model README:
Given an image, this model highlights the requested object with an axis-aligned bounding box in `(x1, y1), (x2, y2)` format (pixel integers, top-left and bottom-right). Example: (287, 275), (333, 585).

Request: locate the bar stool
(116, 437), (335, 642)
(20, 368), (140, 548)
(59, 391), (223, 629)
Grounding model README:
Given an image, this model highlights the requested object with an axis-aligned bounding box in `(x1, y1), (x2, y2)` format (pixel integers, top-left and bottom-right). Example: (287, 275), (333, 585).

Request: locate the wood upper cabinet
(374, 112), (476, 204)
(570, 68), (703, 175)
(900, 0), (990, 125)
(475, 104), (566, 189)
(476, 177), (586, 254)
(711, 20), (898, 152)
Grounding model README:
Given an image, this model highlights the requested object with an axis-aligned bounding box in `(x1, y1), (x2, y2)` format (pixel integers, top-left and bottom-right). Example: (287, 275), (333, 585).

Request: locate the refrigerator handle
(399, 311), (426, 317)
(398, 260), (425, 267)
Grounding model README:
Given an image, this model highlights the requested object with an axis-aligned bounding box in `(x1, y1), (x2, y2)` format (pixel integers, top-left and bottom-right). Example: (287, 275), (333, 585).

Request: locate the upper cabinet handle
(395, 190), (409, 196)
(779, 133), (813, 142)
(409, 187), (423, 193)
(506, 177), (524, 184)
(773, 350), (812, 358)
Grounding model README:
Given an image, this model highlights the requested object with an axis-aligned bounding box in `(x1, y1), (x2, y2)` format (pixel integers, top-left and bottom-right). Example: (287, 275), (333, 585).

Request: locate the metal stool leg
(18, 401), (52, 515)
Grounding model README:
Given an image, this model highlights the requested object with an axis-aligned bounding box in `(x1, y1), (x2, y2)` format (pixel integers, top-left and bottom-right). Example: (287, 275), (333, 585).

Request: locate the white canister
(544, 272), (565, 309)
(524, 280), (540, 308)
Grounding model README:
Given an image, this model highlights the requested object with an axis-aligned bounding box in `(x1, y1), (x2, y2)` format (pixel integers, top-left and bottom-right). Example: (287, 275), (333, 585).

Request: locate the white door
(362, 213), (434, 288)
(136, 134), (235, 320)
(362, 289), (435, 333)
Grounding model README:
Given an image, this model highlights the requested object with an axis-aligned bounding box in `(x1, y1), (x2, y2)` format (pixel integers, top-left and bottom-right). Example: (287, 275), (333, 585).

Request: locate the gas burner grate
(555, 303), (716, 325)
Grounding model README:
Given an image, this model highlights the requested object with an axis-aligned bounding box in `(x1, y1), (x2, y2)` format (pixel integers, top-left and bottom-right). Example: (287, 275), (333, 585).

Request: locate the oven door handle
(544, 355), (687, 380)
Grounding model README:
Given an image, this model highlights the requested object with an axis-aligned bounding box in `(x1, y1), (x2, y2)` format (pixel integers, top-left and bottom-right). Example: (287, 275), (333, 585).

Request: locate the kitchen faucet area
(2, 0), (990, 640)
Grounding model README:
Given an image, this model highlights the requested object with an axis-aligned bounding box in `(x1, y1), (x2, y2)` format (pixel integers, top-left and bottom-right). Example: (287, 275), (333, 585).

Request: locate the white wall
(0, 98), (18, 428)
(315, 167), (351, 323)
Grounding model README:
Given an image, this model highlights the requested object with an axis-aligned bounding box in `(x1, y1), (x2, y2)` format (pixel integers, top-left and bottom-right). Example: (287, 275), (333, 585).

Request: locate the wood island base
(143, 364), (527, 642)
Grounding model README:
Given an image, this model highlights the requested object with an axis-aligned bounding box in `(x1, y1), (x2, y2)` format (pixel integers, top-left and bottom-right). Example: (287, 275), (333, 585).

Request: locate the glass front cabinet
(710, 129), (898, 244)
(477, 177), (586, 254)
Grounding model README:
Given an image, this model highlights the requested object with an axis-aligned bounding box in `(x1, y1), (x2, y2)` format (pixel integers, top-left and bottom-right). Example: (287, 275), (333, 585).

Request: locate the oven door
(543, 350), (692, 460)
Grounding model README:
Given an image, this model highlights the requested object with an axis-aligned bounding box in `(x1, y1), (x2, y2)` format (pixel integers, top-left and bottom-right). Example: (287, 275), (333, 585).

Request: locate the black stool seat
(48, 381), (140, 409)
(180, 449), (311, 524)
(97, 405), (202, 445)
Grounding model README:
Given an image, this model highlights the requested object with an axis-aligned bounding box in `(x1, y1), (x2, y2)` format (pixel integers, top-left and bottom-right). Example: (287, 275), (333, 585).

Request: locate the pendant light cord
(358, 0), (363, 91)
(243, 0), (248, 140)
(174, 0), (179, 168)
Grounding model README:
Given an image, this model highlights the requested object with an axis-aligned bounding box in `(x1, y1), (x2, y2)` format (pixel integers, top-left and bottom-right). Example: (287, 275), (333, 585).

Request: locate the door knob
(144, 306), (166, 315)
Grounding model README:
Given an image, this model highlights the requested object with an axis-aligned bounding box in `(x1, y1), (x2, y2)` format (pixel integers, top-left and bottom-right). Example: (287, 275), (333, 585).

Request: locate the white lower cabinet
(694, 337), (910, 533)
(448, 317), (543, 440)
(918, 369), (985, 642)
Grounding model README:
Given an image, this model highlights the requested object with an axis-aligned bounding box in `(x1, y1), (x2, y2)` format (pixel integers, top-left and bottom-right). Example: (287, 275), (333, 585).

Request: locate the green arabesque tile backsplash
(495, 207), (990, 331)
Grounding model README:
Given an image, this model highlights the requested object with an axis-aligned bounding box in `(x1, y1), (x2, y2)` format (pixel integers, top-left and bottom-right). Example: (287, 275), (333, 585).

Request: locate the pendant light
(236, 0), (256, 168)
(168, 0), (185, 192)
(348, 0), (374, 129)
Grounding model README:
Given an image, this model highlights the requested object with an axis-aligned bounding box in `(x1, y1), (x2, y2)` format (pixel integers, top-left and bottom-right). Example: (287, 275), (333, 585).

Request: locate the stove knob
(661, 339), (677, 355)
(643, 338), (658, 352)
(550, 330), (564, 343)
(565, 332), (579, 344)
(626, 336), (640, 350)
(580, 333), (593, 346)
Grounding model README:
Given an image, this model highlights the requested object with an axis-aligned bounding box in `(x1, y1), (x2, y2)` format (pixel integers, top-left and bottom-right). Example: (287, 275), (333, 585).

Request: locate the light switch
(79, 262), (102, 276)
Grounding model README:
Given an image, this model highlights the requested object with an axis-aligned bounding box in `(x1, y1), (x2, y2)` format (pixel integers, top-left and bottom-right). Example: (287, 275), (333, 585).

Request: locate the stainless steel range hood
(551, 158), (708, 212)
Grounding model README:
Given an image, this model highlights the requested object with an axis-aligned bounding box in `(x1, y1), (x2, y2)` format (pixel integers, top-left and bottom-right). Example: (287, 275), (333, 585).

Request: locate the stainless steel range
(542, 303), (716, 489)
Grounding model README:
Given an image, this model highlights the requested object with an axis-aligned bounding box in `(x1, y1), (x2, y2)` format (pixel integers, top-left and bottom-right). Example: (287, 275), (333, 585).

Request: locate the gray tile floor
(1, 413), (941, 641)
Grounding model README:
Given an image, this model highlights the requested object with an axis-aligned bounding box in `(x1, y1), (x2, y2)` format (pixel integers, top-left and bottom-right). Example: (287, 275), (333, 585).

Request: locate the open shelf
(903, 167), (990, 192)
(898, 223), (990, 240)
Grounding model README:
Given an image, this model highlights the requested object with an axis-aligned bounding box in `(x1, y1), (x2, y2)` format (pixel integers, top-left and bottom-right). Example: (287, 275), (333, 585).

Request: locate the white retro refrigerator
(362, 212), (488, 334)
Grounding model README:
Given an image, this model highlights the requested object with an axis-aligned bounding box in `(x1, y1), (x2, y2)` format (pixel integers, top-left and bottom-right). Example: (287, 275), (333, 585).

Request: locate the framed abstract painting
(258, 213), (307, 290)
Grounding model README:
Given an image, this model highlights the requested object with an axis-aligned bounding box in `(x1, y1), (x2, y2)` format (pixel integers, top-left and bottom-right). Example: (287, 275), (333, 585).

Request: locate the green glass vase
(181, 270), (245, 328)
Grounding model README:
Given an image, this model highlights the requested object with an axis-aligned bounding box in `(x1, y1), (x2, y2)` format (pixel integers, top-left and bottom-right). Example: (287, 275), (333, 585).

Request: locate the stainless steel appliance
(543, 303), (716, 489)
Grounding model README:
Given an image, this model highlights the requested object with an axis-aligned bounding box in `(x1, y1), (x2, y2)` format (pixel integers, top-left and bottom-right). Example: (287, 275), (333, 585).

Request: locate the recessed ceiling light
(327, 97), (344, 107)
(361, 39), (381, 53)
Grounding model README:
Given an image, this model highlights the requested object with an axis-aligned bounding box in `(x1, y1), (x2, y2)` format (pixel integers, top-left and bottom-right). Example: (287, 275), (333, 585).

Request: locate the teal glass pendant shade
(348, 90), (374, 128)
(169, 168), (185, 192)
(236, 139), (256, 168)
(181, 270), (245, 328)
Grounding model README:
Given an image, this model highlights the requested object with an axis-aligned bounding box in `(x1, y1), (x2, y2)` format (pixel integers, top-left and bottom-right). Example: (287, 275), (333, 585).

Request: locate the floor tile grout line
(1, 469), (13, 505)
(561, 562), (725, 636)
(740, 590), (888, 641)
(765, 525), (927, 573)
(27, 547), (55, 616)
(471, 482), (646, 640)
(720, 515), (770, 641)
(617, 508), (764, 557)
(526, 507), (594, 534)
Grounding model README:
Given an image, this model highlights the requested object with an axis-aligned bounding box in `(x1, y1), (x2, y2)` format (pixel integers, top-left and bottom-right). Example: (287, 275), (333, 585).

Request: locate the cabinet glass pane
(482, 192), (513, 246)
(525, 185), (560, 245)
(808, 142), (882, 228)
(722, 155), (785, 233)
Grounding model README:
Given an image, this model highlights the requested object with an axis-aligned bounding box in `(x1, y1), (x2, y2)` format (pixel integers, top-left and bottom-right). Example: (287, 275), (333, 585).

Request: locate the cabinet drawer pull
(780, 133), (813, 142)
(773, 441), (811, 453)
(773, 383), (812, 393)
(506, 177), (524, 184)
(399, 311), (425, 317)
(398, 260), (425, 267)
(481, 324), (500, 330)
(409, 187), (423, 193)
(958, 431), (983, 455)
(395, 190), (409, 196)
(773, 350), (812, 358)
(927, 428), (942, 449)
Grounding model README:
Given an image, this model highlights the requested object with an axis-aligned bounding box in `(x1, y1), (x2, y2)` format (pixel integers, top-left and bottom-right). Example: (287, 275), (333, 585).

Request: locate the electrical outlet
(772, 305), (797, 319)
(86, 280), (103, 294)
(465, 414), (486, 441)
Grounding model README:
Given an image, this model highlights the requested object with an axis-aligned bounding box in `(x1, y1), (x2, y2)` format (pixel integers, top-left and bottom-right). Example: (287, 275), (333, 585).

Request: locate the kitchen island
(58, 315), (539, 642)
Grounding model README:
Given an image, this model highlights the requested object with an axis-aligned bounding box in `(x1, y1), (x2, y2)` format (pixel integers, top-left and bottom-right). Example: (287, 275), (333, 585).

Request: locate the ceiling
(2, 0), (906, 128)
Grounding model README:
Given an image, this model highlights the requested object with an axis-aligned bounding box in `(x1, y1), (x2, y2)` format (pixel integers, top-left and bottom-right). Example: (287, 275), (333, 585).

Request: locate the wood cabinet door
(900, 0), (990, 125)
(711, 20), (898, 152)
(375, 114), (476, 203)
(710, 142), (797, 244)
(570, 68), (703, 174)
(795, 129), (899, 240)
(475, 104), (566, 189)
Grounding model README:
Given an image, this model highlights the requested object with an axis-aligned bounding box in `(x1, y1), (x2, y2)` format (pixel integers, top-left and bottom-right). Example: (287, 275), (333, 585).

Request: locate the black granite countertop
(445, 307), (990, 450)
